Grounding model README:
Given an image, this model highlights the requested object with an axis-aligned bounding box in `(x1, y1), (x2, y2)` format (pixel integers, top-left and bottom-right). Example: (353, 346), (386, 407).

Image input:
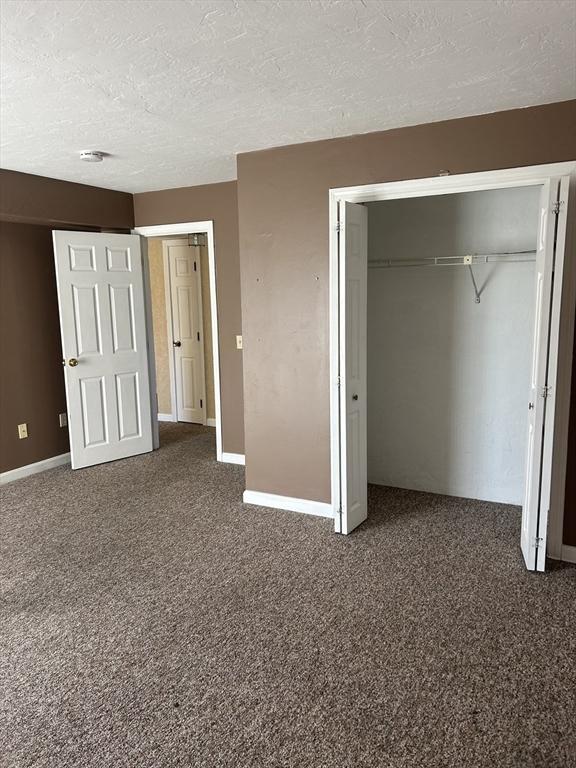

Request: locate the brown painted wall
(133, 181), (244, 455)
(0, 223), (70, 471)
(0, 170), (135, 473)
(236, 101), (576, 535)
(0, 169), (134, 229)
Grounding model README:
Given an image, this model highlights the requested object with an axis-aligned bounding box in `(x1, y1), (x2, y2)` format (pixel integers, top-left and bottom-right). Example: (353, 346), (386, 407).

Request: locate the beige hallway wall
(148, 237), (215, 421)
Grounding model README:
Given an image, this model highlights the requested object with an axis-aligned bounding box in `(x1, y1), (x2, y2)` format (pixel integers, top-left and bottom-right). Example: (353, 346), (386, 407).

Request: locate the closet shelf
(367, 250), (536, 269)
(368, 250), (537, 305)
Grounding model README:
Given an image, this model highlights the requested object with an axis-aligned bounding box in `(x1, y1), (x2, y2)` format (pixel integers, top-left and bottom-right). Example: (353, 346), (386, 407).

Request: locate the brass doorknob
(68, 358), (79, 367)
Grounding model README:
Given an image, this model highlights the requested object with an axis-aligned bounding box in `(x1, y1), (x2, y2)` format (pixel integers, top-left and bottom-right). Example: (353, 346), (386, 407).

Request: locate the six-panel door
(53, 231), (153, 469)
(166, 240), (206, 424)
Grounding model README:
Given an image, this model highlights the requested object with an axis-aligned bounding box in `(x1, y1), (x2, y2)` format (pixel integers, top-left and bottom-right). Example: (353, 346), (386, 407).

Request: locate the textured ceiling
(1, 0), (575, 193)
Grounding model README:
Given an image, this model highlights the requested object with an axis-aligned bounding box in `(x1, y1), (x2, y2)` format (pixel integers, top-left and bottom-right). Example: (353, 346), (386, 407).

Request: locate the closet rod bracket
(464, 256), (481, 304)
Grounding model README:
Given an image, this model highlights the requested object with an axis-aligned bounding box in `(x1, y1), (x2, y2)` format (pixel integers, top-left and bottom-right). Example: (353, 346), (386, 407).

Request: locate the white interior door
(521, 178), (568, 571)
(339, 201), (368, 534)
(166, 241), (206, 424)
(53, 231), (153, 469)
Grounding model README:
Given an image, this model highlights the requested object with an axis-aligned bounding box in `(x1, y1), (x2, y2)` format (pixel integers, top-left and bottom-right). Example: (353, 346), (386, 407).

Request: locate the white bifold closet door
(337, 179), (569, 569)
(521, 177), (569, 572)
(338, 201), (368, 534)
(53, 231), (153, 470)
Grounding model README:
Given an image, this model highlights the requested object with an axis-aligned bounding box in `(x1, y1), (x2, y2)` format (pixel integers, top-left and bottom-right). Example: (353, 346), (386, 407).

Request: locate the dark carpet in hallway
(0, 423), (574, 768)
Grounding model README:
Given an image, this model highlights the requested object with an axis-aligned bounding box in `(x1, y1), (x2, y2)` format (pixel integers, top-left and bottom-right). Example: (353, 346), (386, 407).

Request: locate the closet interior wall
(366, 186), (540, 504)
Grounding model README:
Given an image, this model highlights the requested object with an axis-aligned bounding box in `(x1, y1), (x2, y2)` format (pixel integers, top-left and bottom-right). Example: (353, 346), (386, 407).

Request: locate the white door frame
(329, 161), (576, 561)
(162, 238), (208, 426)
(133, 221), (224, 462)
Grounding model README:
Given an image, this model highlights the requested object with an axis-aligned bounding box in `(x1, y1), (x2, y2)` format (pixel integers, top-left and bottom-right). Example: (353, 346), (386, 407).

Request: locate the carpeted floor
(0, 423), (574, 768)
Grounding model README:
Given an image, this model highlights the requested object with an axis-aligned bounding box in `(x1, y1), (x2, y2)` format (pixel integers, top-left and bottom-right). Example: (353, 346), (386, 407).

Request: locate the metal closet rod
(368, 250), (537, 269)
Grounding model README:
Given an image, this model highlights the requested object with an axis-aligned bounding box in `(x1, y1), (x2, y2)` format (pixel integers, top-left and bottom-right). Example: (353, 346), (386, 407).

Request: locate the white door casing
(338, 201), (368, 534)
(53, 231), (153, 469)
(165, 240), (206, 424)
(521, 178), (569, 571)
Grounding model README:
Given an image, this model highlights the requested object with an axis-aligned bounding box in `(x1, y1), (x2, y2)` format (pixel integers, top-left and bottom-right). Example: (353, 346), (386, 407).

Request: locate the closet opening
(366, 188), (538, 509)
(329, 163), (574, 572)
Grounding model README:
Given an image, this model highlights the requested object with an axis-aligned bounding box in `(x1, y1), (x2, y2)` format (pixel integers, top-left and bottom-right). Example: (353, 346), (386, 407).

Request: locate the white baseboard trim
(158, 413), (176, 422)
(220, 452), (245, 465)
(0, 452), (71, 485)
(243, 490), (334, 519)
(206, 418), (217, 427)
(561, 545), (576, 564)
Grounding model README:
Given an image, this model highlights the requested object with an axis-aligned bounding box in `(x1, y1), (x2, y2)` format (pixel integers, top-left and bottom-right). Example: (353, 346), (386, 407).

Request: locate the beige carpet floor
(0, 423), (575, 768)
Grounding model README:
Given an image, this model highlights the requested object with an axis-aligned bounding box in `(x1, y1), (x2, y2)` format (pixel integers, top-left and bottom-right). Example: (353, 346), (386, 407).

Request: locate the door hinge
(194, 261), (197, 271)
(540, 385), (552, 398)
(200, 398), (203, 408)
(337, 375), (341, 388)
(533, 536), (544, 549)
(552, 200), (564, 215)
(197, 331), (200, 341)
(336, 222), (342, 233)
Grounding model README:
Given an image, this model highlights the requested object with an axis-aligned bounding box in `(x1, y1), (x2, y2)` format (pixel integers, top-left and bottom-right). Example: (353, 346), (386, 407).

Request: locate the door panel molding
(53, 231), (153, 469)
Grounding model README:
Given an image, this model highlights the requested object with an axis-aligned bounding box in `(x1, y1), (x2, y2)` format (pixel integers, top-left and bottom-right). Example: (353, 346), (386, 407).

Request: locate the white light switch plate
(236, 335), (243, 350)
(59, 413), (68, 428)
(18, 423), (28, 439)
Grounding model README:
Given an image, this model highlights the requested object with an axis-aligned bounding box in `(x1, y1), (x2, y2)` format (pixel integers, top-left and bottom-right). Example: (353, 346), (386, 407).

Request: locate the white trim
(329, 161), (576, 552)
(158, 413), (176, 422)
(140, 238), (160, 450)
(560, 545), (576, 564)
(0, 452), (71, 485)
(243, 490), (334, 518)
(221, 452), (245, 465)
(133, 221), (224, 460)
(206, 223), (222, 455)
(547, 174), (575, 560)
(134, 221), (214, 238)
(206, 418), (217, 427)
(330, 162), (576, 203)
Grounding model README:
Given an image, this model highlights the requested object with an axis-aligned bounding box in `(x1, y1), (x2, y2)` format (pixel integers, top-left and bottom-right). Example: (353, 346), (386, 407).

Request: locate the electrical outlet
(236, 335), (243, 350)
(18, 423), (28, 439)
(59, 413), (68, 428)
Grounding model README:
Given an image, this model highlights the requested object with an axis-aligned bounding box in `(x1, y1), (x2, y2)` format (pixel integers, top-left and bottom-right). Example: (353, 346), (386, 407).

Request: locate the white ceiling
(1, 0), (574, 193)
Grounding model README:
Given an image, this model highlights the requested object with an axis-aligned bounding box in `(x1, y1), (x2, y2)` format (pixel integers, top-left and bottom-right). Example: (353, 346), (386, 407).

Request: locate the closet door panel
(338, 201), (368, 534)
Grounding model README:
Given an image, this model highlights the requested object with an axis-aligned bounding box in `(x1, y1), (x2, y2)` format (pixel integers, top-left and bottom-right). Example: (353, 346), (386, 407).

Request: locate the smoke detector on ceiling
(79, 150), (106, 163)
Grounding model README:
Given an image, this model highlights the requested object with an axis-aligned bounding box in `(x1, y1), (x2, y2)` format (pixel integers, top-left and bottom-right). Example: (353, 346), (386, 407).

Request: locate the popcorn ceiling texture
(0, 0), (574, 192)
(0, 423), (575, 767)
